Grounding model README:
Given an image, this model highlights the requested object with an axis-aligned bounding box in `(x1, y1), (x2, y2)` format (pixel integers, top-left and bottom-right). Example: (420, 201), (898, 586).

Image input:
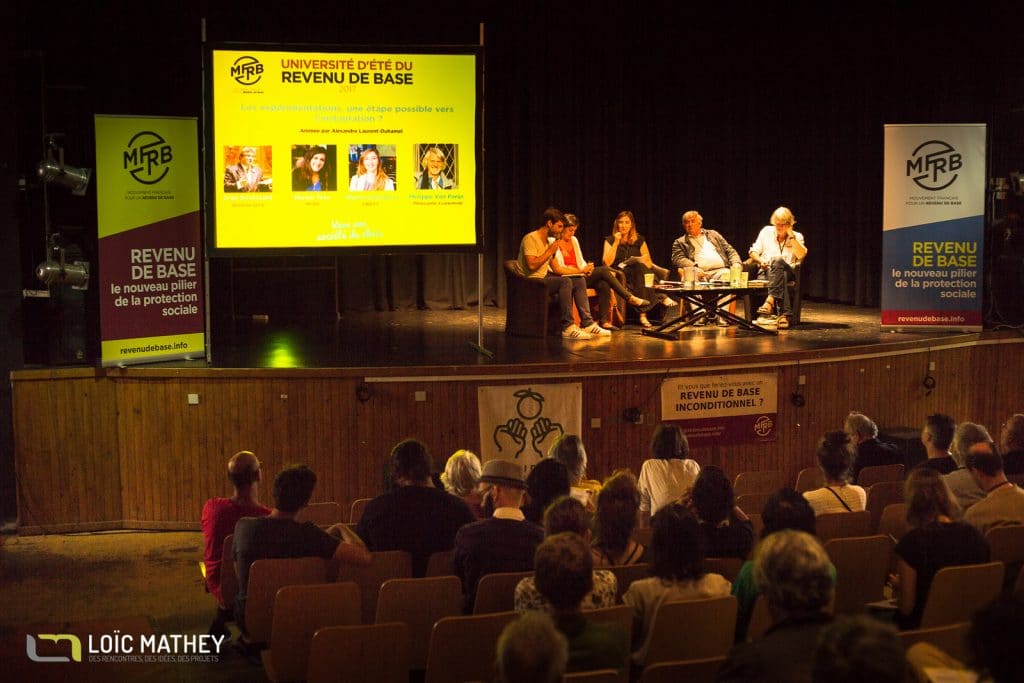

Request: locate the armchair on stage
(503, 260), (628, 337)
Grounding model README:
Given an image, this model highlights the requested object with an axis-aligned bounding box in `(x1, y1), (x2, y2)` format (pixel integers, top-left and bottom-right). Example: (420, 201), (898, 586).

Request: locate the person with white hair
(942, 422), (991, 510)
(748, 206), (807, 329)
(843, 411), (902, 482)
(718, 530), (835, 682)
(441, 449), (486, 518)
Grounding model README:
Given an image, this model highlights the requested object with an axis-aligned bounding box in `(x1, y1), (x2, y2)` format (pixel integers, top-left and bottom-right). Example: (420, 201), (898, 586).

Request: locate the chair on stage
(857, 463), (905, 488)
(245, 556), (332, 645)
(794, 467), (824, 493)
(918, 561), (1004, 629)
(473, 570), (533, 614)
(295, 501), (343, 527)
(503, 259), (562, 337)
(375, 575), (464, 673)
(815, 511), (872, 544)
(741, 258), (804, 325)
(424, 610), (519, 683)
(261, 581), (361, 683)
(306, 622), (409, 683)
(824, 535), (894, 614)
(337, 550), (414, 624)
(733, 470), (787, 497)
(349, 497), (372, 524)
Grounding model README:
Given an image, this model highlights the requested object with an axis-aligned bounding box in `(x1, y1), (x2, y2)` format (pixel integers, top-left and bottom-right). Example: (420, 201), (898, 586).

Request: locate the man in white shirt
(748, 206), (807, 329)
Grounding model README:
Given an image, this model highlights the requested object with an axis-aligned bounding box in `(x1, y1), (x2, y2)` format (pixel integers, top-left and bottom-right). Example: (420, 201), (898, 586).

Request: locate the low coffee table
(641, 280), (778, 338)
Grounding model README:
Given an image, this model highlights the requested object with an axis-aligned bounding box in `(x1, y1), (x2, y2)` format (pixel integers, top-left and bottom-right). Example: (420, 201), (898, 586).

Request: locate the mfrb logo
(906, 140), (962, 191)
(123, 131), (172, 185)
(231, 56), (263, 85)
(26, 634), (82, 663)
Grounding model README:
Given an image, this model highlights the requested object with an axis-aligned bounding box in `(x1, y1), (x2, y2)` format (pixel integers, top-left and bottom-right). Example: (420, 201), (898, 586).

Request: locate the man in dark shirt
(453, 459), (544, 612)
(356, 439), (475, 577)
(999, 414), (1024, 475)
(915, 413), (958, 475)
(844, 412), (903, 482)
(232, 464), (370, 635)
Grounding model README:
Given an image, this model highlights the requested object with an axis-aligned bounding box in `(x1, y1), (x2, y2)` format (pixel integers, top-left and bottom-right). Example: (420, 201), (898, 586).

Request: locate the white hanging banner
(478, 383), (582, 475)
(882, 124), (986, 331)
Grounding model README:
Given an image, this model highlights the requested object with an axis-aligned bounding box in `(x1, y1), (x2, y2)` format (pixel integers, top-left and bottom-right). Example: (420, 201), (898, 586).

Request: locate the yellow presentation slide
(209, 47), (478, 251)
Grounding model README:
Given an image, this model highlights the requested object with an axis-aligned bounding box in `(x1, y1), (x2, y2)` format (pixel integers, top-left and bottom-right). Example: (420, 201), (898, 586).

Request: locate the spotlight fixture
(36, 134), (91, 196)
(35, 233), (89, 290)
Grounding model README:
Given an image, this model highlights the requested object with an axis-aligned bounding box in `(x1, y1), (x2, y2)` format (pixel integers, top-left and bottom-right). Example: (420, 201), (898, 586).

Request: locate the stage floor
(200, 301), (979, 371)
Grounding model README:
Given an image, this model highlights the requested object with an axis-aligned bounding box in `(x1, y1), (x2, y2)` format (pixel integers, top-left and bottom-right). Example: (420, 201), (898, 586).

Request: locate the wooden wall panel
(11, 337), (1024, 533)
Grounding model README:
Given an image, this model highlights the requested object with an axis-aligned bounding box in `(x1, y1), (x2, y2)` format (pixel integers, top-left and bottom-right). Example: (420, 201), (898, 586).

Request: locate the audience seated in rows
(802, 431), (867, 516)
(812, 614), (906, 683)
(942, 422), (991, 511)
(731, 488), (829, 642)
(515, 496), (617, 613)
(963, 440), (1024, 534)
(917, 413), (958, 475)
(520, 459), (571, 525)
(496, 611), (568, 683)
(623, 504), (731, 665)
(356, 439), (475, 577)
(453, 459), (544, 613)
(201, 449), (271, 636)
(637, 422), (701, 523)
(687, 465), (753, 560)
(892, 467), (989, 630)
(441, 449), (487, 519)
(591, 471), (650, 567)
(549, 434), (602, 510)
(843, 412), (902, 483)
(232, 464), (371, 635)
(717, 530), (835, 682)
(532, 532), (629, 673)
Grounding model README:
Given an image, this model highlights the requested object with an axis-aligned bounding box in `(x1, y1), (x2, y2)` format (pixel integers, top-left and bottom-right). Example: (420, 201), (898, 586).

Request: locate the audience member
(916, 413), (958, 474)
(892, 467), (989, 629)
(515, 496), (617, 612)
(812, 615), (906, 683)
(452, 459), (544, 612)
(591, 471), (650, 567)
(802, 431), (866, 515)
(623, 504), (731, 665)
(531, 533), (630, 673)
(356, 439), (475, 577)
(637, 422), (701, 523)
(520, 459), (571, 525)
(717, 530), (835, 683)
(963, 440), (1024, 534)
(942, 422), (991, 511)
(440, 449), (486, 518)
(548, 434), (602, 509)
(686, 465), (753, 560)
(999, 414), (1024, 475)
(731, 488), (826, 642)
(232, 464), (371, 635)
(843, 411), (902, 482)
(496, 611), (568, 683)
(201, 450), (272, 636)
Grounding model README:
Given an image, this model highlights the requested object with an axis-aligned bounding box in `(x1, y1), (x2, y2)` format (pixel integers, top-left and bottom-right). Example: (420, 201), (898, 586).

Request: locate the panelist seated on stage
(748, 206), (807, 330)
(670, 210), (742, 326)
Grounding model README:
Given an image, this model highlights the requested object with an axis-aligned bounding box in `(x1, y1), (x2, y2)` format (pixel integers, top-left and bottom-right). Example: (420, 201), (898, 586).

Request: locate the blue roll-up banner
(882, 124), (986, 331)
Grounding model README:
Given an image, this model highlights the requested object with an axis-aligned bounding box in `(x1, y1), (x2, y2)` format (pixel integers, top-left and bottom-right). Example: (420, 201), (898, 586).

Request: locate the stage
(204, 300), (961, 371)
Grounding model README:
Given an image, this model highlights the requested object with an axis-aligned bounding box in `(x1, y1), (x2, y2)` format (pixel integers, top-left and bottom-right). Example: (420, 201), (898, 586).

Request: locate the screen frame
(202, 41), (484, 257)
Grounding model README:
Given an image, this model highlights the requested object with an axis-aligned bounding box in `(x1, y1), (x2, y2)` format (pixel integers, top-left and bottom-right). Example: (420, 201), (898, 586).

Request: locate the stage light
(36, 158), (91, 196)
(36, 259), (89, 289)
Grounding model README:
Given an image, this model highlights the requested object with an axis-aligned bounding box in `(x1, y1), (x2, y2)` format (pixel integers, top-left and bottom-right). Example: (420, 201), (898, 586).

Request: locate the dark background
(2, 1), (1022, 519)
